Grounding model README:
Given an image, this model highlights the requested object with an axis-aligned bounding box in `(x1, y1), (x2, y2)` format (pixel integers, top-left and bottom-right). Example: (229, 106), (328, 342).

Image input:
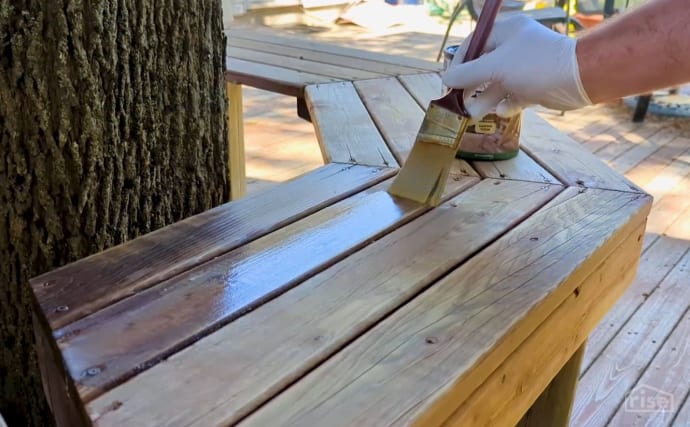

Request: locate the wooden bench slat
(226, 28), (442, 73)
(232, 189), (651, 427)
(227, 45), (385, 81)
(55, 171), (479, 403)
(85, 179), (561, 427)
(444, 224), (644, 426)
(225, 57), (336, 96)
(398, 72), (444, 108)
(306, 82), (398, 167)
(30, 164), (393, 329)
(472, 149), (561, 185)
(226, 37), (416, 78)
(520, 110), (645, 193)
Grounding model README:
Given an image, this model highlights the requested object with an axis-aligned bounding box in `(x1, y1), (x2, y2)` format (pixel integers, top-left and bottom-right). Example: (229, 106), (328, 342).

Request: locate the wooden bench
(29, 61), (652, 426)
(223, 27), (443, 199)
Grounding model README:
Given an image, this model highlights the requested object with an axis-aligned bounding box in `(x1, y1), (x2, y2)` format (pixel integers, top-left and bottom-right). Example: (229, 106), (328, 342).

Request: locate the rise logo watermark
(624, 385), (674, 414)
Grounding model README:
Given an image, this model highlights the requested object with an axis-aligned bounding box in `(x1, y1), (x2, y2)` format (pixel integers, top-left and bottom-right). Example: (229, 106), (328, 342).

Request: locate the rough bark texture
(0, 1), (229, 425)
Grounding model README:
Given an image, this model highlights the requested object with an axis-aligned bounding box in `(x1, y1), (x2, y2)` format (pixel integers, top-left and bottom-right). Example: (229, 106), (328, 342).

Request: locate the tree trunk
(0, 1), (229, 425)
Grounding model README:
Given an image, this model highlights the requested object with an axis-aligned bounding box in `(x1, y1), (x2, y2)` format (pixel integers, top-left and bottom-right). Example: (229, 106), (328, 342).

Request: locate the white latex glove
(442, 14), (592, 119)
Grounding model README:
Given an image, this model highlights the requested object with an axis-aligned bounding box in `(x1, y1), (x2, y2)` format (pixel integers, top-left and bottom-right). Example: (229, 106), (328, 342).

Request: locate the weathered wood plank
(606, 127), (680, 174)
(673, 395), (690, 426)
(520, 109), (644, 192)
(624, 136), (690, 188)
(445, 222), (645, 427)
(31, 164), (394, 329)
(571, 247), (690, 426)
(607, 308), (690, 426)
(226, 37), (418, 78)
(231, 189), (649, 427)
(306, 82), (398, 167)
(227, 45), (384, 81)
(594, 123), (669, 164)
(226, 29), (441, 72)
(398, 72), (444, 108)
(582, 206), (690, 372)
(225, 57), (336, 97)
(85, 179), (561, 427)
(472, 150), (560, 185)
(55, 172), (479, 402)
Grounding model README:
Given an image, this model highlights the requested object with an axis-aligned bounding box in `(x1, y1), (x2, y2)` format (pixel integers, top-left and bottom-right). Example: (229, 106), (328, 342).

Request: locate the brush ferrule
(417, 104), (470, 150)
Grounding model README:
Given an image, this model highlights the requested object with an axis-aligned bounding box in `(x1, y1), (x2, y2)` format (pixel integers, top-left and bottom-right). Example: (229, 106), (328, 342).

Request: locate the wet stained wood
(226, 29), (441, 72)
(444, 222), (645, 427)
(31, 164), (394, 329)
(226, 45), (384, 81)
(225, 57), (336, 97)
(214, 189), (649, 427)
(85, 179), (562, 427)
(570, 247), (690, 426)
(471, 150), (560, 185)
(306, 82), (397, 167)
(55, 172), (479, 402)
(607, 307), (690, 426)
(520, 110), (644, 193)
(398, 72), (444, 108)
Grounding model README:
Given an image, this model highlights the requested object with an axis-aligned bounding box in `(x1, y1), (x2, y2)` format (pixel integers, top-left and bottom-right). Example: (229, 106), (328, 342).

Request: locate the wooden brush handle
(438, 0), (503, 116)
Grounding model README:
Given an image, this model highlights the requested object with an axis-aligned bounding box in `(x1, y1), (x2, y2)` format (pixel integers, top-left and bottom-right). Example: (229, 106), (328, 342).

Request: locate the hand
(442, 14), (592, 119)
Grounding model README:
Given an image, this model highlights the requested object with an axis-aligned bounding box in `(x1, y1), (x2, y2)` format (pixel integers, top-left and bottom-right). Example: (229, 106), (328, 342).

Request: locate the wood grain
(570, 246), (690, 426)
(398, 73), (444, 108)
(353, 77), (476, 180)
(520, 110), (644, 193)
(227, 82), (246, 199)
(624, 137), (690, 188)
(226, 37), (417, 78)
(607, 306), (690, 426)
(673, 394), (690, 426)
(306, 82), (398, 167)
(231, 189), (649, 427)
(31, 164), (394, 329)
(86, 179), (561, 427)
(225, 57), (336, 97)
(226, 29), (441, 72)
(444, 223), (645, 427)
(471, 150), (560, 185)
(56, 172), (479, 402)
(582, 215), (690, 372)
(226, 45), (384, 81)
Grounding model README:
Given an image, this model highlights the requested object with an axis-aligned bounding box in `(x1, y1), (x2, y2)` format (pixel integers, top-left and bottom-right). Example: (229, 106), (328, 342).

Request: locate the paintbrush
(387, 0), (503, 206)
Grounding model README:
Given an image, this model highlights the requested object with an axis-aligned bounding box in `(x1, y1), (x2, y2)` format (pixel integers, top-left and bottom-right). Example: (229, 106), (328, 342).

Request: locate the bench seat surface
(30, 72), (651, 427)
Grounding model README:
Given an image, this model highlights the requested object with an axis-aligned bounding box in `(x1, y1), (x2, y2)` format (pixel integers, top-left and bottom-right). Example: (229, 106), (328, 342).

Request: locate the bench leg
(227, 81), (246, 200)
(297, 97), (311, 122)
(516, 341), (586, 427)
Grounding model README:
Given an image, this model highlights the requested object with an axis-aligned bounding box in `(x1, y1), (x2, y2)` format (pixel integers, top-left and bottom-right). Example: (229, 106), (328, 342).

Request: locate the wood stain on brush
(444, 45), (521, 161)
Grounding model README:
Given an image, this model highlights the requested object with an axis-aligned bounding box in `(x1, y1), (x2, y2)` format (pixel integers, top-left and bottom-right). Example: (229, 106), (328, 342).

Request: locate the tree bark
(0, 1), (229, 425)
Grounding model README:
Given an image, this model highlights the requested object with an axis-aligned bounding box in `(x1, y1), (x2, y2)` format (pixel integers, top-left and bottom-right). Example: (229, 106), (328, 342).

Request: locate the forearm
(577, 0), (690, 104)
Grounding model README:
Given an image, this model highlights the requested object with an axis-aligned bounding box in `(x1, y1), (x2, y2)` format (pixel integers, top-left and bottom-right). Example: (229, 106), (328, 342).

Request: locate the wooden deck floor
(232, 13), (690, 426)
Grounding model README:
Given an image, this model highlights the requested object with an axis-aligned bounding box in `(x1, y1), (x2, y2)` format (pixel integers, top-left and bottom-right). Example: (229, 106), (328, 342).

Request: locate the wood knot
(529, 237), (539, 242)
(425, 337), (439, 344)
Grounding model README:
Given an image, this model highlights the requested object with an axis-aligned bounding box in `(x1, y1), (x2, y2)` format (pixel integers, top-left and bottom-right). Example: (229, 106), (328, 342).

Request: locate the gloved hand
(442, 14), (592, 119)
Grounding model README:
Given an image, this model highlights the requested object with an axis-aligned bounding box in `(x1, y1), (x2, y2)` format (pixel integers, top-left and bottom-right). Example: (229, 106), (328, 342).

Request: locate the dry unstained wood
(230, 189), (649, 427)
(606, 127), (680, 174)
(227, 82), (246, 199)
(673, 395), (690, 426)
(582, 210), (690, 372)
(353, 77), (476, 179)
(31, 164), (394, 329)
(85, 179), (560, 427)
(642, 172), (690, 251)
(445, 223), (644, 427)
(226, 29), (441, 72)
(226, 37), (413, 77)
(624, 137), (690, 187)
(226, 45), (384, 81)
(607, 308), (690, 426)
(520, 110), (643, 192)
(571, 247), (690, 426)
(594, 122), (669, 164)
(471, 150), (560, 185)
(306, 82), (397, 167)
(225, 57), (335, 96)
(398, 73), (444, 108)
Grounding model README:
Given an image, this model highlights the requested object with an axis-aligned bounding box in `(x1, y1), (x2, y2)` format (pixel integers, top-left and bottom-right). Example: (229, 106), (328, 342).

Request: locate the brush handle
(437, 0), (503, 116)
